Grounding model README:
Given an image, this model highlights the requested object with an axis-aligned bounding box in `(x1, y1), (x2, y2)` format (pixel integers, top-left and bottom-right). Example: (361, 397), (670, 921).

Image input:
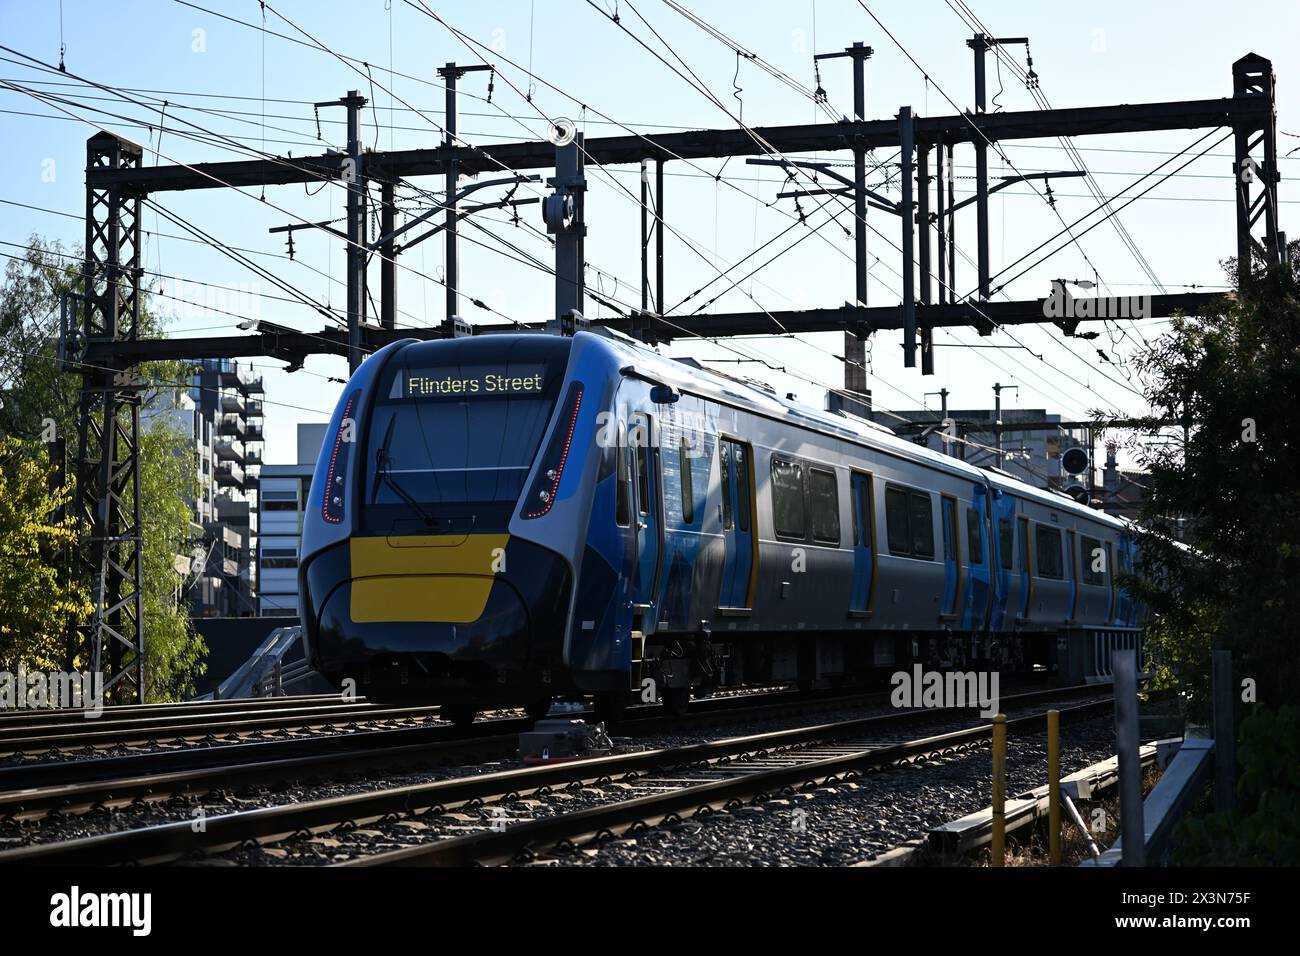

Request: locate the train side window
(967, 507), (984, 565)
(1081, 534), (1104, 584)
(885, 486), (910, 555)
(734, 444), (751, 534)
(1018, 519), (1031, 573)
(998, 516), (1014, 570)
(909, 492), (935, 558)
(679, 436), (695, 525)
(808, 467), (840, 545)
(771, 457), (806, 540)
(615, 420), (630, 527)
(1035, 524), (1064, 579)
(719, 441), (733, 530)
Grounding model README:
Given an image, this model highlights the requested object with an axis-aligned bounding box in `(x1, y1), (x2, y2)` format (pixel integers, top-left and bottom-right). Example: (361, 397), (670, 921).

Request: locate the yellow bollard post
(991, 713), (1006, 867)
(1048, 709), (1061, 865)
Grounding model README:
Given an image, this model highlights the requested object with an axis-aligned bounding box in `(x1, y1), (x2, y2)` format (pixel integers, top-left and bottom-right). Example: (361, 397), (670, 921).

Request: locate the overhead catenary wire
(578, 0), (1142, 411)
(2, 3), (1190, 434)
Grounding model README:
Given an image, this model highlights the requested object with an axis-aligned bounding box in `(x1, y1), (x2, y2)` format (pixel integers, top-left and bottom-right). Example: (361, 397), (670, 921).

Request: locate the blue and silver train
(299, 329), (1140, 721)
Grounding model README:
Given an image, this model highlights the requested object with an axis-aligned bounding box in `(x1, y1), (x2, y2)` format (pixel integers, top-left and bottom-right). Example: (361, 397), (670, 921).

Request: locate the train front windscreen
(362, 336), (572, 534)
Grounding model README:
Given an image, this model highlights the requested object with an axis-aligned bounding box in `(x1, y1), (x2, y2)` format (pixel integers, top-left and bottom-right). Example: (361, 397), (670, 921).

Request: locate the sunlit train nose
(302, 532), (572, 700)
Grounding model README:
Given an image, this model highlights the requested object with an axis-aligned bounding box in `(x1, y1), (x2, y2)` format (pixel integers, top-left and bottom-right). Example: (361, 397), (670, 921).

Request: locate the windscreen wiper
(371, 413), (440, 528)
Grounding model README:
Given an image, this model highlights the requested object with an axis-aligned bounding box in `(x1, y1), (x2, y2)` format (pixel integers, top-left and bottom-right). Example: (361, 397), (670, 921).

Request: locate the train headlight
(322, 391), (359, 525)
(522, 382), (584, 520)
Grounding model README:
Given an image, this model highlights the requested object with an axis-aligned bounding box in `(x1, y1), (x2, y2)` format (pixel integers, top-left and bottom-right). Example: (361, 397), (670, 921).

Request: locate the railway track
(0, 683), (1109, 866)
(0, 699), (450, 757)
(0, 693), (353, 728)
(0, 685), (912, 819)
(0, 674), (1056, 763)
(0, 682), (871, 760)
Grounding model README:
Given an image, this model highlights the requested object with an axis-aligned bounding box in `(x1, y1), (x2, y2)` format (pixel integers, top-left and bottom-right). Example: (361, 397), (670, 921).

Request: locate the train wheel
(662, 686), (690, 717)
(593, 692), (629, 725)
(441, 702), (477, 727)
(525, 698), (553, 720)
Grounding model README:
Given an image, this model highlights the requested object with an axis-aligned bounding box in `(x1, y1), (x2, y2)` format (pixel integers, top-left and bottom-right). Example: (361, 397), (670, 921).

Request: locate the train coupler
(518, 702), (614, 765)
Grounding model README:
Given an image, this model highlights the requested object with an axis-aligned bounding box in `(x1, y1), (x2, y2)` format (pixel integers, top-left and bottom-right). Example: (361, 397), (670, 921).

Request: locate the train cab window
(615, 420), (630, 527)
(808, 468), (840, 545)
(998, 516), (1014, 570)
(1035, 524), (1064, 579)
(966, 507), (984, 565)
(679, 436), (695, 525)
(771, 457), (806, 540)
(1081, 534), (1104, 585)
(885, 485), (934, 559)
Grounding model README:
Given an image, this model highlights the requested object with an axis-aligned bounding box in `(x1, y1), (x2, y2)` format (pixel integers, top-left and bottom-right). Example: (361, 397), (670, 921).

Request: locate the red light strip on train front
(322, 393), (357, 524)
(523, 384), (583, 519)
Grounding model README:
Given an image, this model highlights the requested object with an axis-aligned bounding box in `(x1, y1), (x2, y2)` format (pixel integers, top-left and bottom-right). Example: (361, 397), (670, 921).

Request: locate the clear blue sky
(2, 0), (1297, 461)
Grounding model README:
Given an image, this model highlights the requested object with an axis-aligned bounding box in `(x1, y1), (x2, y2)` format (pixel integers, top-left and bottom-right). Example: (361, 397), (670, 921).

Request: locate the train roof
(579, 330), (1130, 532)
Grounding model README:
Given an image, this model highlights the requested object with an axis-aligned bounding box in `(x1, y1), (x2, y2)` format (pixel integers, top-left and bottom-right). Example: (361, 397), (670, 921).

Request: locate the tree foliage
(0, 439), (92, 671)
(1129, 246), (1300, 713)
(0, 237), (206, 700)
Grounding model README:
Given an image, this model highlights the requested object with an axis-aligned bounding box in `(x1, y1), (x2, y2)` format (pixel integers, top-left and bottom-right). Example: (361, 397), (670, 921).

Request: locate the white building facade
(257, 423), (327, 617)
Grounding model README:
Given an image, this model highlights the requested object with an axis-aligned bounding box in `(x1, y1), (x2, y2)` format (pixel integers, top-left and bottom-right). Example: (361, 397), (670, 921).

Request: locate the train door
(1066, 529), (1079, 622)
(963, 490), (991, 630)
(849, 470), (875, 616)
(940, 495), (961, 620)
(628, 412), (663, 613)
(1017, 515), (1033, 622)
(718, 437), (756, 611)
(990, 492), (1015, 630)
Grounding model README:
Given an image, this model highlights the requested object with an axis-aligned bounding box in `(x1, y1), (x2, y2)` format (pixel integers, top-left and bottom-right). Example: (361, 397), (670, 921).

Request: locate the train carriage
(299, 329), (1140, 722)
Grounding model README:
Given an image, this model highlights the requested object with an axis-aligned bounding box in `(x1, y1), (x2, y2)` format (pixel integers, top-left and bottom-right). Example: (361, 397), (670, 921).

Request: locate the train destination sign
(392, 364), (547, 399)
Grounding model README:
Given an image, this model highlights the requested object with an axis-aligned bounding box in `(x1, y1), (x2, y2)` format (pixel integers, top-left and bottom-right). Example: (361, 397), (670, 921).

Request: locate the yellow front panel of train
(348, 534), (510, 624)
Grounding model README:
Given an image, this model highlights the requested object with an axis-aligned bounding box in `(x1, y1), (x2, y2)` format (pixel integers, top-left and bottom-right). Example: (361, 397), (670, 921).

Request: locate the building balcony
(245, 448), (262, 465)
(214, 439), (243, 463)
(215, 460), (245, 487)
(202, 359), (264, 395)
(203, 522), (244, 551)
(220, 393), (245, 415)
(218, 414), (246, 438)
(245, 424), (264, 442)
(246, 399), (264, 419)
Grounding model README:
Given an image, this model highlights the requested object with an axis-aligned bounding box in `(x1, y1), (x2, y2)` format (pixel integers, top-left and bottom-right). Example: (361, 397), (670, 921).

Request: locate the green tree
(0, 236), (206, 700)
(1128, 245), (1300, 712)
(0, 439), (92, 670)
